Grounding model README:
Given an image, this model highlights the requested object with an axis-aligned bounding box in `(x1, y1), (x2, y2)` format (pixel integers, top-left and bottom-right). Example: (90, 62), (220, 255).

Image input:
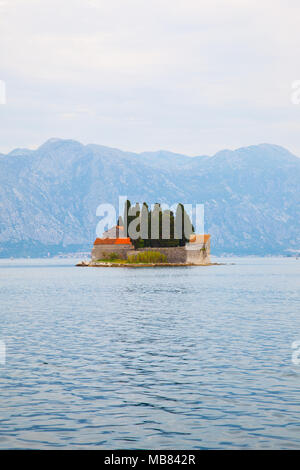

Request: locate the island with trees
(77, 200), (212, 267)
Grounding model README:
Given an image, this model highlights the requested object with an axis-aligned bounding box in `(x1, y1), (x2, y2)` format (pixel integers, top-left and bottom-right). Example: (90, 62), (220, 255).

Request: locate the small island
(77, 201), (212, 267)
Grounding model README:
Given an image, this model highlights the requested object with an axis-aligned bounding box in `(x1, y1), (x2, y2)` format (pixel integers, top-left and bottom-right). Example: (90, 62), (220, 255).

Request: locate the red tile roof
(94, 237), (132, 246)
(189, 234), (210, 243)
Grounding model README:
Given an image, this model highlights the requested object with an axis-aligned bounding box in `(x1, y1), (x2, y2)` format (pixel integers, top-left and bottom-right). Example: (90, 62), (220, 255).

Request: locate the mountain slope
(0, 139), (299, 257)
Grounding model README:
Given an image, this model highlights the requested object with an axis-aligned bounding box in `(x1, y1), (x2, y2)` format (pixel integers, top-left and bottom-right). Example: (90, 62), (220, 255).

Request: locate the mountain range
(0, 138), (299, 257)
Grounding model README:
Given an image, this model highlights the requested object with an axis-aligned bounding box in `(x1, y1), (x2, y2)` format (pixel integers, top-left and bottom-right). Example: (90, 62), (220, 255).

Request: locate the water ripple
(0, 257), (300, 449)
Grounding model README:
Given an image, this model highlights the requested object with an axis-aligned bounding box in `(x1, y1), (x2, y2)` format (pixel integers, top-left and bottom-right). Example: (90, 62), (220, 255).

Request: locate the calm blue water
(0, 257), (300, 449)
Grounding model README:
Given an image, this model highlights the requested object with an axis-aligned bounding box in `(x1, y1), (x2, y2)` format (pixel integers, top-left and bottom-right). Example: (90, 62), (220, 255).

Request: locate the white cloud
(0, 0), (300, 155)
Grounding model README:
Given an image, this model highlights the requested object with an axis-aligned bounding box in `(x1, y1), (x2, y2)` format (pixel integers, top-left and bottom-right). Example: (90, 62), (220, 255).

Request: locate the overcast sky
(1, 0), (300, 156)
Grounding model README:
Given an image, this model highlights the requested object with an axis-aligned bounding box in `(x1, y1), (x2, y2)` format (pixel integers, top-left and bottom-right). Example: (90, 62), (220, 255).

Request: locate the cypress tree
(175, 203), (183, 245)
(161, 209), (171, 240)
(128, 202), (141, 248)
(183, 206), (193, 242)
(123, 200), (131, 237)
(151, 203), (161, 245)
(175, 203), (193, 246)
(140, 202), (149, 245)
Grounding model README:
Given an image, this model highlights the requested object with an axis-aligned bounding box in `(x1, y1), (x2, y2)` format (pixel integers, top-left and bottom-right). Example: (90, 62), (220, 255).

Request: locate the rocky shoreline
(76, 261), (220, 268)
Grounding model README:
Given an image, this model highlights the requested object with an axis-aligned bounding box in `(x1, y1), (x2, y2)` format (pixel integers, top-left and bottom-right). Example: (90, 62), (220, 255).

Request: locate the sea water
(0, 257), (299, 449)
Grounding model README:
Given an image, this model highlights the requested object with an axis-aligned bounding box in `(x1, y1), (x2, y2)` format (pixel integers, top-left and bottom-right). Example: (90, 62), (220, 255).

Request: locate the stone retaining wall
(131, 244), (210, 265)
(91, 244), (134, 261)
(91, 242), (211, 264)
(129, 247), (187, 263)
(185, 247), (209, 264)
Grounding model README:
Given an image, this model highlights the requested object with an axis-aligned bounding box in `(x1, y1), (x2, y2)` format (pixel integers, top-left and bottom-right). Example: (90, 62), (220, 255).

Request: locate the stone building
(102, 224), (125, 238)
(91, 225), (211, 264)
(91, 235), (134, 261)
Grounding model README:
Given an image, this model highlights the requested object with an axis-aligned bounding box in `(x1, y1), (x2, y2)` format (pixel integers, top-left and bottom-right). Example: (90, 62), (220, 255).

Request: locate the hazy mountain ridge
(0, 139), (299, 257)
